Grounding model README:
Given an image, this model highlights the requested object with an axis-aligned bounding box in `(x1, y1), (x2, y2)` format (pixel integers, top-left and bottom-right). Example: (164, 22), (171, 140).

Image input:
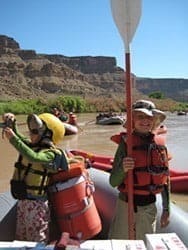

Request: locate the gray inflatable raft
(0, 168), (187, 246)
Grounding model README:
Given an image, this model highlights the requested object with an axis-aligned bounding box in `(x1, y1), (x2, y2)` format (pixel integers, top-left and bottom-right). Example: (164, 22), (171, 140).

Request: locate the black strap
(39, 168), (48, 195)
(14, 155), (31, 181)
(133, 143), (166, 151)
(15, 161), (45, 178)
(134, 165), (169, 175)
(134, 184), (164, 192)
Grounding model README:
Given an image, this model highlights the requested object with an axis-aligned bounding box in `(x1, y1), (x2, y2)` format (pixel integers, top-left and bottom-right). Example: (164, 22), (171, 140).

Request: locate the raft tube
(170, 176), (188, 193)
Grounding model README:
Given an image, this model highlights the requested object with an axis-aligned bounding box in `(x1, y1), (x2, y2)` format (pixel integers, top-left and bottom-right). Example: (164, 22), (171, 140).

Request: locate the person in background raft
(2, 112), (68, 243)
(108, 100), (170, 242)
(52, 107), (68, 122)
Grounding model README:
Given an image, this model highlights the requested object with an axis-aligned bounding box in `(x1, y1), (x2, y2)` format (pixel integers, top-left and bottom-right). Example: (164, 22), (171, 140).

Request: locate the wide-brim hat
(132, 100), (166, 129)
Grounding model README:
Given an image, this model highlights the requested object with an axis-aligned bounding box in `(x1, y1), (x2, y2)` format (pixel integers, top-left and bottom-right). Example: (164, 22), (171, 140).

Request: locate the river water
(0, 112), (188, 211)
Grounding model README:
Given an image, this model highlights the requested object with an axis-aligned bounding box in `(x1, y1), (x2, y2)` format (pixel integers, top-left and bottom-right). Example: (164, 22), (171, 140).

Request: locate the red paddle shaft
(110, 0), (142, 240)
(125, 52), (135, 239)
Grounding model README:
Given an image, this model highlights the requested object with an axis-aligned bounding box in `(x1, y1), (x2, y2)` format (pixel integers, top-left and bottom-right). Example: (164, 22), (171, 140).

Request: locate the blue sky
(1, 0), (187, 79)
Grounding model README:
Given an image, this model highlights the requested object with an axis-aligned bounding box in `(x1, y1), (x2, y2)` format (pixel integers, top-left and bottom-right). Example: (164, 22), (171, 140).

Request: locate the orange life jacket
(119, 133), (169, 195)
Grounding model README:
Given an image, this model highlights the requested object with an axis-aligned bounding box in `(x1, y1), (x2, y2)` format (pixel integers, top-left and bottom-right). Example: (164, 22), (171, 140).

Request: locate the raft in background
(0, 168), (188, 247)
(177, 111), (187, 116)
(96, 113), (125, 125)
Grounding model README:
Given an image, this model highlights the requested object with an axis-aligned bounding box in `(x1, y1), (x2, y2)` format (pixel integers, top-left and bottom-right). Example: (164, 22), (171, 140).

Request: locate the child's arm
(110, 138), (128, 187)
(9, 134), (55, 164)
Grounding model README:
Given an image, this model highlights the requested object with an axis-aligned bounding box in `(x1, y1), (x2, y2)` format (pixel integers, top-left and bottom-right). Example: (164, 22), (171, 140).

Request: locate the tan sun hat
(132, 99), (166, 129)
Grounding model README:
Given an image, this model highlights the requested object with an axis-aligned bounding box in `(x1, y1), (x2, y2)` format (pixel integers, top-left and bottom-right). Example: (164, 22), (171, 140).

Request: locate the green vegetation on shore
(0, 95), (187, 115)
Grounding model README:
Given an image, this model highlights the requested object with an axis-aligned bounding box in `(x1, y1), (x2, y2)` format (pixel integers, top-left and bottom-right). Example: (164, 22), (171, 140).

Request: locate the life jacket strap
(134, 184), (164, 192)
(134, 165), (169, 175)
(133, 144), (166, 151)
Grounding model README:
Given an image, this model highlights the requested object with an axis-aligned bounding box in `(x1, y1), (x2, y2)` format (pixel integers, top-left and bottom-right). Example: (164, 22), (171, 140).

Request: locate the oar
(110, 0), (142, 239)
(84, 119), (96, 125)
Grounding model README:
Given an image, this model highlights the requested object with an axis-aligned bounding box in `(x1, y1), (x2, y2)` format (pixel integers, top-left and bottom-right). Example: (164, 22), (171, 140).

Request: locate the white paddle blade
(110, 0), (142, 51)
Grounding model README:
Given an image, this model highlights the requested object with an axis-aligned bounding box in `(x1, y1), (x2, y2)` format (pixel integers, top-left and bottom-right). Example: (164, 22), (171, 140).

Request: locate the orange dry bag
(48, 161), (101, 240)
